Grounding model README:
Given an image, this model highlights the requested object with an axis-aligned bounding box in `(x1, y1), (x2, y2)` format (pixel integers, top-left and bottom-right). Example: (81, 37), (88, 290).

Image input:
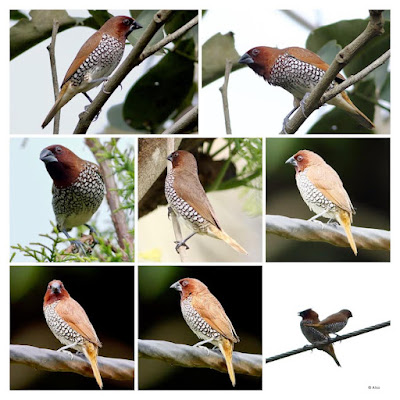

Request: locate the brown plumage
(299, 308), (340, 367)
(239, 46), (374, 130)
(286, 149), (357, 255)
(170, 278), (239, 386)
(42, 16), (142, 128)
(43, 280), (103, 388)
(305, 309), (353, 335)
(165, 150), (247, 254)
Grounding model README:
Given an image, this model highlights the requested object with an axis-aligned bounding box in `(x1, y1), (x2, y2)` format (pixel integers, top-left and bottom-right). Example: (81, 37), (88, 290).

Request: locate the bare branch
(161, 106), (198, 135)
(266, 214), (390, 251)
(10, 344), (134, 380)
(138, 339), (262, 377)
(280, 10), (385, 134)
(219, 59), (233, 135)
(266, 321), (390, 363)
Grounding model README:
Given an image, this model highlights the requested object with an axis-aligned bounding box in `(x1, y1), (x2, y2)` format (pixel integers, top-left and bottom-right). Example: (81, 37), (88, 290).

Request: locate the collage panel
(266, 138), (390, 262)
(138, 138), (263, 262)
(138, 265), (262, 389)
(10, 137), (134, 262)
(10, 265), (134, 390)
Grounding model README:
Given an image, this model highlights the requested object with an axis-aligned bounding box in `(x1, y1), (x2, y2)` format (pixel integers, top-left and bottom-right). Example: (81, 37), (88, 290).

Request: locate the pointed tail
(322, 344), (341, 367)
(208, 225), (248, 255)
(42, 83), (73, 128)
(219, 338), (236, 387)
(337, 210), (357, 256)
(84, 343), (103, 389)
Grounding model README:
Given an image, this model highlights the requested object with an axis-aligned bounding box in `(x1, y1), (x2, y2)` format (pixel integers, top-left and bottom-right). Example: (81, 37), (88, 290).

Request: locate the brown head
(170, 278), (209, 301)
(339, 309), (353, 319)
(43, 280), (70, 307)
(298, 308), (319, 322)
(40, 145), (91, 188)
(167, 150), (198, 173)
(285, 150), (325, 174)
(99, 16), (142, 42)
(239, 46), (281, 81)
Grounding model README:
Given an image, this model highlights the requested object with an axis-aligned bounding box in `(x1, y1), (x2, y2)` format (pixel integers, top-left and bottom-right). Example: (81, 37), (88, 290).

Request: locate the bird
(43, 279), (103, 388)
(165, 150), (247, 254)
(239, 46), (375, 130)
(298, 308), (341, 367)
(170, 277), (240, 386)
(286, 149), (357, 255)
(305, 309), (353, 336)
(40, 144), (105, 254)
(42, 15), (142, 128)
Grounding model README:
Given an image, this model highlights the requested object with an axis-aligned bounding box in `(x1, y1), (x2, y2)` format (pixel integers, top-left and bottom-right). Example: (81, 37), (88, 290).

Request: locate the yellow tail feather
(337, 210), (357, 256)
(84, 344), (103, 389)
(219, 339), (236, 387)
(208, 225), (248, 255)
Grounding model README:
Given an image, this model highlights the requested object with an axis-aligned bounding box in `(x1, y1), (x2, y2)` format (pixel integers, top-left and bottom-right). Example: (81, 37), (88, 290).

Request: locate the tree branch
(138, 339), (262, 377)
(280, 10), (385, 134)
(10, 344), (134, 380)
(266, 214), (390, 251)
(266, 321), (390, 363)
(161, 105), (198, 135)
(219, 59), (233, 135)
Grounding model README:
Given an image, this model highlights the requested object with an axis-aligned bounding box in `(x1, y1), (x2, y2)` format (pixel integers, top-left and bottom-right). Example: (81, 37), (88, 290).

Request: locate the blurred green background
(266, 138), (390, 261)
(10, 265), (134, 390)
(139, 265), (262, 389)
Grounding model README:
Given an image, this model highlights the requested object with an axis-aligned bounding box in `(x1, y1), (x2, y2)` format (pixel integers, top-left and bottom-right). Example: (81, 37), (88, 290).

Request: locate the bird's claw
(71, 239), (87, 256)
(174, 240), (190, 252)
(57, 349), (74, 360)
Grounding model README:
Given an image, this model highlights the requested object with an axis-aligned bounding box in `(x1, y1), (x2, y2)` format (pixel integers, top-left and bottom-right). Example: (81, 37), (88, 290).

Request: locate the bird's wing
(306, 165), (355, 214)
(173, 169), (222, 229)
(56, 297), (102, 347)
(191, 293), (239, 343)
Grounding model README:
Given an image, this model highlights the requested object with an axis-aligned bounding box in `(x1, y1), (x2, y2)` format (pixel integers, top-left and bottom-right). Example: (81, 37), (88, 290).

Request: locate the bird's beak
(167, 153), (173, 162)
(50, 282), (62, 294)
(239, 53), (254, 65)
(285, 156), (297, 167)
(40, 149), (58, 164)
(170, 281), (182, 292)
(130, 20), (142, 32)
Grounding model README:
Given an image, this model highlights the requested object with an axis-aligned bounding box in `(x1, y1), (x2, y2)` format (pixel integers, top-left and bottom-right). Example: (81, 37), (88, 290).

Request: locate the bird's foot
(70, 239), (88, 255)
(57, 349), (74, 360)
(174, 240), (190, 252)
(327, 219), (340, 228)
(299, 93), (311, 118)
(85, 224), (99, 246)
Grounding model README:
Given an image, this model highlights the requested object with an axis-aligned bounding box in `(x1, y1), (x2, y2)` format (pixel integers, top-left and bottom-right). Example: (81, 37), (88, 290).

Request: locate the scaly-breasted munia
(170, 278), (240, 386)
(286, 149), (357, 255)
(299, 308), (340, 367)
(40, 144), (105, 254)
(239, 46), (374, 130)
(165, 150), (247, 254)
(305, 309), (353, 336)
(43, 280), (103, 388)
(42, 16), (142, 128)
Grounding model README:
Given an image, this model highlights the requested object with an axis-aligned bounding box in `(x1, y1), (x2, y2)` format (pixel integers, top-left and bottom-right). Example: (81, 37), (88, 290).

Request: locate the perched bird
(165, 150), (247, 254)
(299, 308), (340, 367)
(170, 277), (240, 386)
(305, 309), (353, 336)
(40, 144), (105, 254)
(42, 16), (142, 128)
(286, 149), (357, 255)
(43, 280), (103, 388)
(239, 46), (374, 130)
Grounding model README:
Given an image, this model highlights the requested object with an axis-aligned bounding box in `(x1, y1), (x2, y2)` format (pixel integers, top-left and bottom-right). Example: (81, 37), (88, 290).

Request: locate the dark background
(139, 265), (262, 390)
(266, 138), (390, 261)
(10, 265), (134, 390)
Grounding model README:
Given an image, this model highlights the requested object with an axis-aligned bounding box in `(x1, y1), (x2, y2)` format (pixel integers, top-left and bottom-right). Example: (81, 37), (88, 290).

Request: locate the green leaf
(165, 10), (198, 43)
(202, 32), (244, 87)
(10, 10), (28, 20)
(123, 39), (195, 132)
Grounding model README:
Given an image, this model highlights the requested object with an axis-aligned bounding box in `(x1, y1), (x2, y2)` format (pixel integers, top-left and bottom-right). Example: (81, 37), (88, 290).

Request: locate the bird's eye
(252, 48), (260, 56)
(297, 155), (303, 162)
(182, 280), (188, 287)
(123, 18), (131, 26)
(55, 146), (62, 153)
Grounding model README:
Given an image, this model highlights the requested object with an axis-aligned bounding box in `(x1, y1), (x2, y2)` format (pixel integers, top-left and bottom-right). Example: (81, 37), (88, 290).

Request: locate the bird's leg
(308, 210), (329, 225)
(82, 92), (101, 121)
(282, 105), (299, 134)
(193, 338), (214, 355)
(57, 343), (76, 360)
(174, 232), (196, 252)
(327, 219), (340, 228)
(62, 229), (87, 255)
(85, 224), (99, 246)
(299, 92), (311, 118)
(100, 78), (123, 95)
(167, 206), (174, 220)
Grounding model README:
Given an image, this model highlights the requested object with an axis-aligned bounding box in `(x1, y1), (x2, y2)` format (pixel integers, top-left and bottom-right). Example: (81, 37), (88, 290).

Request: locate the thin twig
(139, 340), (262, 377)
(266, 321), (390, 363)
(219, 59), (233, 135)
(161, 106), (198, 135)
(167, 138), (188, 262)
(46, 18), (60, 135)
(280, 10), (385, 134)
(10, 344), (134, 380)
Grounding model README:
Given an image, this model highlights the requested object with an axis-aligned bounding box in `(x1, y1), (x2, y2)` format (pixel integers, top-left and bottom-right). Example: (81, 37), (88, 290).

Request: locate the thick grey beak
(167, 153), (173, 162)
(285, 156), (297, 167)
(50, 281), (62, 294)
(170, 281), (182, 292)
(40, 148), (57, 164)
(239, 53), (254, 65)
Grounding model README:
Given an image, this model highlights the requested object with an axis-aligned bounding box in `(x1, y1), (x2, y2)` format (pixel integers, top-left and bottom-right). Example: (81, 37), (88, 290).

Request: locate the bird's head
(101, 16), (142, 40)
(298, 308), (319, 321)
(285, 149), (323, 173)
(239, 46), (276, 80)
(43, 280), (70, 306)
(340, 309), (353, 319)
(167, 150), (198, 172)
(170, 278), (208, 299)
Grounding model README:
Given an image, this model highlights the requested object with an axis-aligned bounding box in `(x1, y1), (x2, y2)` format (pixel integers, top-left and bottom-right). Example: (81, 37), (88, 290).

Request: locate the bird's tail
(331, 92), (375, 130)
(219, 338), (236, 387)
(337, 210), (357, 256)
(208, 225), (248, 255)
(84, 343), (103, 389)
(42, 83), (73, 128)
(322, 344), (341, 367)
